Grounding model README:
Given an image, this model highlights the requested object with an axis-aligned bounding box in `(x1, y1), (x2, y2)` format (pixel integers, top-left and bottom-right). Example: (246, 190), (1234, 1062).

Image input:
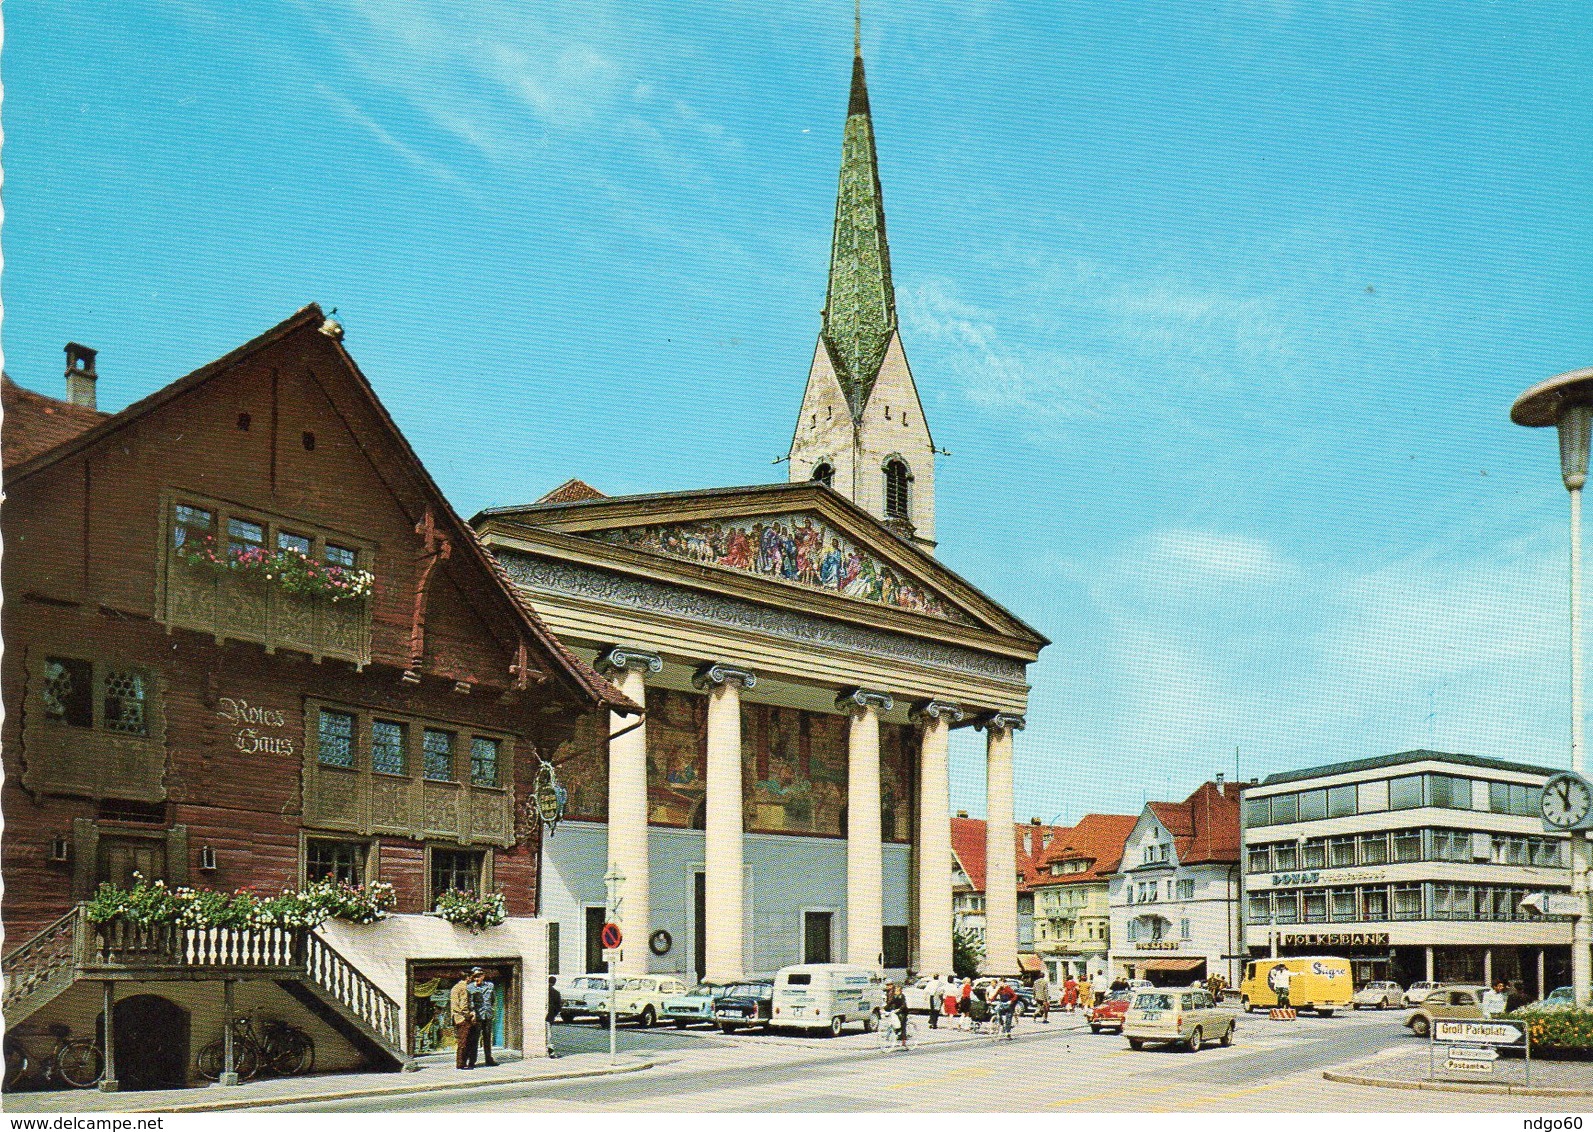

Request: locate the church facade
(474, 38), (1046, 983)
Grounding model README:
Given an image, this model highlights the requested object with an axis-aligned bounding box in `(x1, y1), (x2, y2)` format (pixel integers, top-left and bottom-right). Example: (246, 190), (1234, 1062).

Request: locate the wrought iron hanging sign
(533, 753), (567, 836)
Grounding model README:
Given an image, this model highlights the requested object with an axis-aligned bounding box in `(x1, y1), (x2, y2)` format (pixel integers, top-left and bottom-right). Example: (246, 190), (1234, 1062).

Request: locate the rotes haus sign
(216, 697), (295, 756)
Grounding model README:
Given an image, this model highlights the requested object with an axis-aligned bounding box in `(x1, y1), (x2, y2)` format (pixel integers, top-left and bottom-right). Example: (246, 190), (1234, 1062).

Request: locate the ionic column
(695, 662), (756, 983)
(979, 712), (1025, 976)
(911, 700), (962, 977)
(838, 687), (893, 968)
(597, 646), (661, 976)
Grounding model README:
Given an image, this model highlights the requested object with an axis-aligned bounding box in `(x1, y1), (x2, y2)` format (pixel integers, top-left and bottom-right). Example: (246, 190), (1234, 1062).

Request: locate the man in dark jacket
(546, 976), (562, 1059)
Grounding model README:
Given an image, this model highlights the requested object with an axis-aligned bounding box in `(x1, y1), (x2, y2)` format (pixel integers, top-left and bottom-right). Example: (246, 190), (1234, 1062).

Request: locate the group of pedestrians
(911, 974), (1023, 1035)
(449, 967), (499, 1070)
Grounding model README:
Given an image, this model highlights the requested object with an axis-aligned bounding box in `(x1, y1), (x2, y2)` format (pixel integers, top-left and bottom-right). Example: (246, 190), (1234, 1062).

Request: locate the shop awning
(1018, 955), (1044, 973)
(1142, 958), (1205, 973)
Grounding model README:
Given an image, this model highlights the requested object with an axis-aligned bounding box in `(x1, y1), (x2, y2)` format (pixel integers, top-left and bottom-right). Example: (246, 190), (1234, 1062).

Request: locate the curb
(1322, 1070), (1593, 1098)
(112, 1058), (656, 1114)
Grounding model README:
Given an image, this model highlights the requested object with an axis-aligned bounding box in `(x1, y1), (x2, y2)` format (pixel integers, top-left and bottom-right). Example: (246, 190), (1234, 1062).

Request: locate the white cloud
(1147, 529), (1291, 585)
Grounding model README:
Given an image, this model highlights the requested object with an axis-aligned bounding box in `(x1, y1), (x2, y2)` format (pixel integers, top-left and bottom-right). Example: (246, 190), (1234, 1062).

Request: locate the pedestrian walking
(959, 978), (974, 1030)
(942, 977), (960, 1028)
(1483, 981), (1508, 1018)
(1110, 975), (1129, 993)
(927, 974), (943, 1029)
(1078, 976), (1095, 1012)
(469, 968), (498, 1067)
(887, 983), (911, 1049)
(450, 971), (477, 1069)
(546, 976), (562, 1059)
(1062, 974), (1079, 1013)
(1032, 972), (1051, 1024)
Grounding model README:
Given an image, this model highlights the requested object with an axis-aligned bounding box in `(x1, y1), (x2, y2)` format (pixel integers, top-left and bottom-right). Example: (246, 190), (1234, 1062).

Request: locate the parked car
(1123, 988), (1235, 1052)
(1405, 986), (1488, 1038)
(1524, 986), (1577, 1013)
(558, 974), (612, 1022)
(662, 982), (729, 1028)
(712, 981), (775, 1032)
(1088, 989), (1134, 1033)
(1351, 981), (1404, 1010)
(1401, 981), (1442, 1008)
(609, 975), (690, 1028)
(902, 976), (939, 1013)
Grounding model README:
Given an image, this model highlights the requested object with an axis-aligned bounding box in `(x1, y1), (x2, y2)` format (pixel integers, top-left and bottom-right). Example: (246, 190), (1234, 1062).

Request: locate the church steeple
(789, 15), (938, 552)
(822, 31), (896, 418)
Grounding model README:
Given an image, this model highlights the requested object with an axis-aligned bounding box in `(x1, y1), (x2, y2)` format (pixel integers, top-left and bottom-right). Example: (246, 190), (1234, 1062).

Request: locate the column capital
(693, 662), (757, 691)
(596, 645), (663, 677)
(976, 711), (1027, 733)
(910, 698), (965, 725)
(835, 686), (894, 715)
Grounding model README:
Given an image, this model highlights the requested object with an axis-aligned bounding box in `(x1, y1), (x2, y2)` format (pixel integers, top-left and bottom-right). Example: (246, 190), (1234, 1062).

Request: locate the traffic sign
(1443, 1057), (1494, 1074)
(1432, 1019), (1526, 1046)
(601, 947), (623, 963)
(601, 922), (623, 950)
(1446, 1046), (1499, 1062)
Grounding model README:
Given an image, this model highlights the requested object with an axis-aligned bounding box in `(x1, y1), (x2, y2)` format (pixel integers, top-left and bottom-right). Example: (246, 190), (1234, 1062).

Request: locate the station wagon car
(662, 982), (729, 1028)
(1124, 989), (1235, 1052)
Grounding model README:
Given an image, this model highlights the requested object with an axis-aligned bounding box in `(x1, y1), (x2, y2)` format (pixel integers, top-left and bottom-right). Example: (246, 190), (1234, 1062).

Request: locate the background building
(1241, 750), (1573, 995)
(1109, 780), (1243, 986)
(1030, 813), (1138, 984)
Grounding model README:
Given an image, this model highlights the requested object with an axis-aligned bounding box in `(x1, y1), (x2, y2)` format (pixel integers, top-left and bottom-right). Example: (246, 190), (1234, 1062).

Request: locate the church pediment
(474, 483), (1047, 648)
(585, 509), (975, 624)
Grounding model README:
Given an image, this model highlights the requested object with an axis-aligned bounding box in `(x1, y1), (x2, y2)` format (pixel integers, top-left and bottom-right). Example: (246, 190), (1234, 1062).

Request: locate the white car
(1352, 981), (1404, 1010)
(557, 974), (612, 1021)
(1401, 981), (1441, 1008)
(902, 977), (940, 1013)
(610, 975), (689, 1028)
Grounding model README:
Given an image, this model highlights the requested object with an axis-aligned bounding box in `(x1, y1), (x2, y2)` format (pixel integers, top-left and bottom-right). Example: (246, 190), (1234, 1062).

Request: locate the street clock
(1540, 770), (1593, 831)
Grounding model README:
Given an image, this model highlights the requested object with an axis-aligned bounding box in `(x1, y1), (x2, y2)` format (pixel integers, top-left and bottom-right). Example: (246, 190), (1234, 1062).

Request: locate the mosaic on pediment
(587, 514), (971, 624)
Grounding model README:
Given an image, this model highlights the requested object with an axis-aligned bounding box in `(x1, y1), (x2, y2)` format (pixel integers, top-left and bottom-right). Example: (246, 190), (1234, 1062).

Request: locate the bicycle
(196, 1014), (314, 1082)
(3, 1023), (106, 1090)
(991, 1000), (1017, 1042)
(876, 1011), (916, 1051)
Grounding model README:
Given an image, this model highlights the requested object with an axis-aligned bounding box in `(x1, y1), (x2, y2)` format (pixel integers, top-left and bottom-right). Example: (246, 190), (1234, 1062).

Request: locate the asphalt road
(276, 1007), (1582, 1112)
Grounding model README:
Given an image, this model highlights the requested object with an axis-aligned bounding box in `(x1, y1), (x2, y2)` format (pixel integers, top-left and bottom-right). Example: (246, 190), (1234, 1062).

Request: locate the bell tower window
(883, 459), (910, 520)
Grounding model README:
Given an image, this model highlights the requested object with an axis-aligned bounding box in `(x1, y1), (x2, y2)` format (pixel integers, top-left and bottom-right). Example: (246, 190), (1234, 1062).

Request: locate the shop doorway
(693, 872), (706, 981)
(584, 907), (606, 974)
(804, 911), (833, 965)
(409, 963), (517, 1055)
(108, 994), (188, 1090)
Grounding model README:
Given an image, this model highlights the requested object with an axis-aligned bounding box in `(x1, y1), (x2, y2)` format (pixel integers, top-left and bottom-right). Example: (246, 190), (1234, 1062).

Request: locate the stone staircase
(2, 905), (410, 1071)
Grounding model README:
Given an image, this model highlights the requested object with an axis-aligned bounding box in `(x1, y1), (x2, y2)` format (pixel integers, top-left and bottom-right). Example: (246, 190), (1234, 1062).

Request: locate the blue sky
(6, 1), (1592, 825)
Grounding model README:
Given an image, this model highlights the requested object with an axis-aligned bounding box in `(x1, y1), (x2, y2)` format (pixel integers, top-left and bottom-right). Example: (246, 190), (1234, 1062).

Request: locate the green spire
(822, 42), (896, 418)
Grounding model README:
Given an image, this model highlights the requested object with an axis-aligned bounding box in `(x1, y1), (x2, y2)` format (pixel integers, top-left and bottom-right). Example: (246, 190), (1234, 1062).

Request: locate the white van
(771, 963), (885, 1036)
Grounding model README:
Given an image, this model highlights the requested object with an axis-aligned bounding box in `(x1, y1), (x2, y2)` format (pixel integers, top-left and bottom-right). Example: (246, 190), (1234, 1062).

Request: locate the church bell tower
(787, 19), (937, 552)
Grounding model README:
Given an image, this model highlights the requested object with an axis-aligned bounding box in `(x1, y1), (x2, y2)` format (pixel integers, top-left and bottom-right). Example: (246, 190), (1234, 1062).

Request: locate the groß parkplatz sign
(1432, 1019), (1527, 1046)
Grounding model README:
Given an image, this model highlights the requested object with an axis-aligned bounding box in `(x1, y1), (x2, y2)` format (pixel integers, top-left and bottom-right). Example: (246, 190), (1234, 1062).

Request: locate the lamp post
(1512, 366), (1593, 1007)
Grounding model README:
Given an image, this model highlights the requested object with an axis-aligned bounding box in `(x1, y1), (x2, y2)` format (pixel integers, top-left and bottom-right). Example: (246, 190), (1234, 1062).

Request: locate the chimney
(65, 343), (97, 409)
(1215, 772), (1225, 783)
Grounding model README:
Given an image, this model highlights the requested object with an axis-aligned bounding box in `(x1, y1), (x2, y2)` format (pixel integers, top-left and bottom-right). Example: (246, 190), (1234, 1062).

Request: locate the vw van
(1238, 956), (1353, 1015)
(771, 963), (885, 1036)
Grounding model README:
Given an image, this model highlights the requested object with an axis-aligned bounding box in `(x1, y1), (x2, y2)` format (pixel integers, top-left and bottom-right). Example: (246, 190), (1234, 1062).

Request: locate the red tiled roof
(537, 478), (605, 504)
(2, 375), (107, 469)
(1138, 781), (1241, 866)
(951, 816), (1074, 894)
(1031, 812), (1139, 886)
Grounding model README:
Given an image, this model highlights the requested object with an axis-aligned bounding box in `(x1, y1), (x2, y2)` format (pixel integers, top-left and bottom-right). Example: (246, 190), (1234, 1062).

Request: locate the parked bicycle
(196, 1014), (314, 1082)
(3, 1023), (105, 1090)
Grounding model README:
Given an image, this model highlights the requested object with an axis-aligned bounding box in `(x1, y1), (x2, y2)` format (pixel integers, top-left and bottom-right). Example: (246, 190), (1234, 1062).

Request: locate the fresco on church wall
(588, 515), (968, 622)
(549, 687), (912, 842)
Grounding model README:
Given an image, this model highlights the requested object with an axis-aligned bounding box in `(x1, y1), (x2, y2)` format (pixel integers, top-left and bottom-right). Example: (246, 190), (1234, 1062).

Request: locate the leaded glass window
(318, 709), (355, 768)
(227, 517), (266, 557)
(102, 670), (148, 736)
(325, 543), (356, 568)
(173, 504), (214, 549)
(470, 736), (500, 787)
(431, 848), (482, 898)
(372, 719), (407, 776)
(42, 657), (93, 727)
(307, 839), (366, 884)
(423, 728), (454, 781)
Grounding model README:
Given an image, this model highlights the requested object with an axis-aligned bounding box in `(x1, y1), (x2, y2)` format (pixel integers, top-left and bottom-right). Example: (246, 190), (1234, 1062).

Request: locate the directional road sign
(1432, 1019), (1526, 1046)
